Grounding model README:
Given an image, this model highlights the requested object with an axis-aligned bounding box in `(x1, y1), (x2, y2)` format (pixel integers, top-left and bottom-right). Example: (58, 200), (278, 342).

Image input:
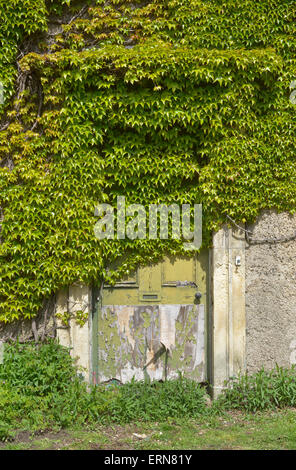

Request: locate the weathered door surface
(94, 251), (208, 383)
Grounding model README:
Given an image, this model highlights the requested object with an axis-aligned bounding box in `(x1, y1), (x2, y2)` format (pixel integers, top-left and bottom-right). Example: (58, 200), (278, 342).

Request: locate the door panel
(95, 251), (208, 383)
(162, 257), (196, 284)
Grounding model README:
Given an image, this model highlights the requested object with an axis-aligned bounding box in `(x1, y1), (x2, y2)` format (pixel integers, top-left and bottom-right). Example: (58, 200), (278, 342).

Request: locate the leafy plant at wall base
(107, 376), (208, 423)
(216, 365), (296, 413)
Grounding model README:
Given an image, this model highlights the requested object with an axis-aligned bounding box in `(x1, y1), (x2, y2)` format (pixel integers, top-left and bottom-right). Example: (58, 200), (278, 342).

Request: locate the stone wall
(245, 211), (296, 373)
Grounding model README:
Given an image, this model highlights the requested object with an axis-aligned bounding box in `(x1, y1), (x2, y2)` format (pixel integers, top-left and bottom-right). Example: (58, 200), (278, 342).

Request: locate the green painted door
(93, 251), (208, 383)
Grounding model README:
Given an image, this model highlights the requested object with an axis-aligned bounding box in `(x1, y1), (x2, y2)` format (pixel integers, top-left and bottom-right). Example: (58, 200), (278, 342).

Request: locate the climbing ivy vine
(1, 0), (296, 322)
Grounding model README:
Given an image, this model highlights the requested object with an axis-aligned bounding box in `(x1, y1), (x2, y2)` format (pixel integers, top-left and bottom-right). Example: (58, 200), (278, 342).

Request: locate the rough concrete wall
(246, 211), (296, 373)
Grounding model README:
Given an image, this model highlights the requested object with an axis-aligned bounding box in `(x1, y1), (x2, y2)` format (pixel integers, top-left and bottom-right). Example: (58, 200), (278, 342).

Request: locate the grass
(1, 409), (296, 450)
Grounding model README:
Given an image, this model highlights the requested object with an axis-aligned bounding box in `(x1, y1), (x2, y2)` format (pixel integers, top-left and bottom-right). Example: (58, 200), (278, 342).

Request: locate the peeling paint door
(93, 251), (208, 384)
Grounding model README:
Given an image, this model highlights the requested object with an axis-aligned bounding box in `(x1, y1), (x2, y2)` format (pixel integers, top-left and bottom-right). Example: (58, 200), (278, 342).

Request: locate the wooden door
(93, 251), (208, 383)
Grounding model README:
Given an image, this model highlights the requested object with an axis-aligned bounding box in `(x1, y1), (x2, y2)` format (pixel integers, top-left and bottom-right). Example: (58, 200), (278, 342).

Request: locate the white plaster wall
(55, 284), (91, 380)
(211, 225), (246, 397)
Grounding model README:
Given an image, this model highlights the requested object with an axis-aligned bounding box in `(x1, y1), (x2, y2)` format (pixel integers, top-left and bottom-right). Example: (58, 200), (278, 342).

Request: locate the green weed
(217, 365), (296, 412)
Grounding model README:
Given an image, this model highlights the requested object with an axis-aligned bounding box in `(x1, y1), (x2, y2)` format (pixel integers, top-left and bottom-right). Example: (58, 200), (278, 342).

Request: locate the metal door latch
(195, 291), (202, 301)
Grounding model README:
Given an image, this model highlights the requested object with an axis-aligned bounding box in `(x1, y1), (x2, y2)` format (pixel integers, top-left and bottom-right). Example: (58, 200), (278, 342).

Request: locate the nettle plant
(0, 0), (296, 323)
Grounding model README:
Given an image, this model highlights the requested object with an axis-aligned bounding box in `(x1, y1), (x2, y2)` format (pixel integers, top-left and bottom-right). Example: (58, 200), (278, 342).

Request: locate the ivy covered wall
(0, 0), (296, 322)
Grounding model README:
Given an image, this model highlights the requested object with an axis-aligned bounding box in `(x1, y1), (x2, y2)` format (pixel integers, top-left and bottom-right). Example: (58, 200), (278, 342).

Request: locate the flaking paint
(97, 304), (205, 383)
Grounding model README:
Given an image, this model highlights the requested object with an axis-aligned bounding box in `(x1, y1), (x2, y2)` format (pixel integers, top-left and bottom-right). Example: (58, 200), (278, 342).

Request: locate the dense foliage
(1, 0), (296, 321)
(0, 340), (111, 439)
(0, 340), (207, 440)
